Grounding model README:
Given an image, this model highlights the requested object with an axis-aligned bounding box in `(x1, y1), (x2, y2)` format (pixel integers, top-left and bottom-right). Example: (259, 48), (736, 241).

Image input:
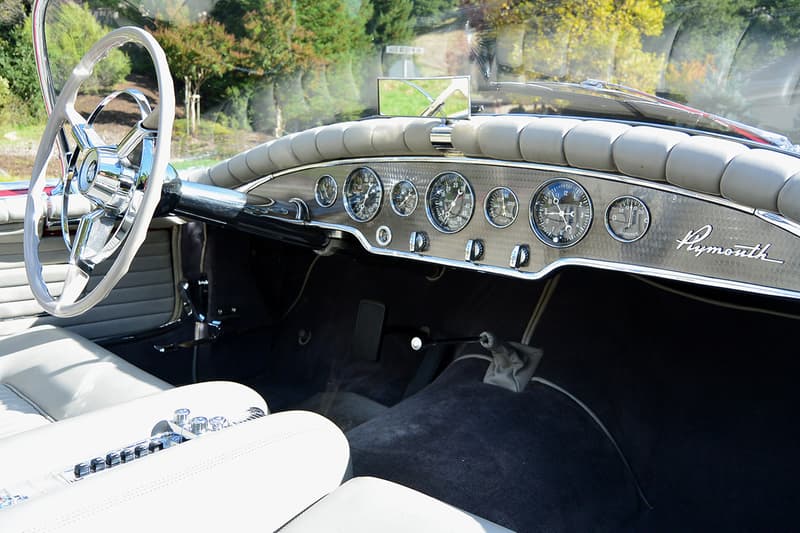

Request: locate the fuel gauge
(314, 175), (337, 207)
(605, 196), (650, 243)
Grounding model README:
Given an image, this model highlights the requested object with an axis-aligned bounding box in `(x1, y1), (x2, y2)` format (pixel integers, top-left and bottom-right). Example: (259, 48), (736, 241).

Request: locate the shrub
(47, 1), (131, 93)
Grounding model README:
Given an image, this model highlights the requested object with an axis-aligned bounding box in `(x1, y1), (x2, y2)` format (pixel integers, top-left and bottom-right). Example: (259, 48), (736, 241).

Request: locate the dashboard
(245, 158), (800, 299)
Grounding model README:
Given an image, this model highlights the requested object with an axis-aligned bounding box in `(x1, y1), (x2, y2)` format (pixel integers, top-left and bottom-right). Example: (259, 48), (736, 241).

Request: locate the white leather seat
(0, 324), (171, 439)
(0, 397), (349, 533)
(282, 477), (515, 532)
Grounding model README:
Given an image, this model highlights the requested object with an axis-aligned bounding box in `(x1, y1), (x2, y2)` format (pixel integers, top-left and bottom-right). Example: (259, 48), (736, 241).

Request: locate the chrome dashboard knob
(174, 408), (190, 426)
(190, 416), (208, 435)
(209, 416), (228, 432)
(409, 231), (429, 253)
(509, 244), (530, 269)
(465, 239), (484, 262)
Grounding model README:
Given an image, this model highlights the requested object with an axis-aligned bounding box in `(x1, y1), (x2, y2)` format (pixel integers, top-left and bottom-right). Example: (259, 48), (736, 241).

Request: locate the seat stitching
(1, 382), (56, 421)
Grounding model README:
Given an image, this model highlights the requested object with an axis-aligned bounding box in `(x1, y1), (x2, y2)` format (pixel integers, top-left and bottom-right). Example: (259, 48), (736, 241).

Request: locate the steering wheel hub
(76, 147), (133, 213)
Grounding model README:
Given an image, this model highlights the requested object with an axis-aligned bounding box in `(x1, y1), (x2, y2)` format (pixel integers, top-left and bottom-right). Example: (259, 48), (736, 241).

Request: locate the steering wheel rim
(24, 27), (175, 318)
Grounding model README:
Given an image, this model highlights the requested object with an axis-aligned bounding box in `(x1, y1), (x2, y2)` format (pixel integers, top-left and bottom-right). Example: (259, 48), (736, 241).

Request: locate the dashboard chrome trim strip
(755, 210), (800, 239)
(261, 216), (800, 300)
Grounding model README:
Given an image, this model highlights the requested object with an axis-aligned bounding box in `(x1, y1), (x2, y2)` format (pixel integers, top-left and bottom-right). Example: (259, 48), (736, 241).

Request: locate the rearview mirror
(378, 76), (470, 119)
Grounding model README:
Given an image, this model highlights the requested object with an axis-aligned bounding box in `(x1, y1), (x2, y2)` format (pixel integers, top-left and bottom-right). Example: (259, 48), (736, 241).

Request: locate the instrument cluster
(312, 166), (651, 253)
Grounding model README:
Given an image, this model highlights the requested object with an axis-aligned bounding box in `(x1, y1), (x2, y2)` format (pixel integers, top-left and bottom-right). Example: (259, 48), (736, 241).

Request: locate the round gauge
(484, 187), (519, 228)
(314, 175), (337, 207)
(605, 196), (650, 242)
(530, 178), (593, 248)
(391, 180), (418, 216)
(343, 167), (383, 222)
(426, 171), (475, 233)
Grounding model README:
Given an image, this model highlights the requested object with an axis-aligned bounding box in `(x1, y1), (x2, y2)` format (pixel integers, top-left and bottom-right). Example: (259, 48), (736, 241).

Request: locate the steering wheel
(25, 27), (174, 318)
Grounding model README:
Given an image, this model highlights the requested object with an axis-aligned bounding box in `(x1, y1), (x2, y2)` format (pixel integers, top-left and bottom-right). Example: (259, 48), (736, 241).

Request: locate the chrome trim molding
(308, 219), (800, 299)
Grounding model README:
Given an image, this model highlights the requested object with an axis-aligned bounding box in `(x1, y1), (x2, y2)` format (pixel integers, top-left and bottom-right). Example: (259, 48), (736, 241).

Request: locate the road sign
(385, 45), (425, 55)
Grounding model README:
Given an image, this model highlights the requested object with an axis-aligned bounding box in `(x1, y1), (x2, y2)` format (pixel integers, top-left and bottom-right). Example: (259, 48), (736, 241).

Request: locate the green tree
(46, 1), (131, 93)
(296, 0), (372, 62)
(0, 16), (45, 125)
(477, 0), (666, 92)
(368, 0), (415, 45)
(412, 0), (457, 20)
(154, 19), (237, 136)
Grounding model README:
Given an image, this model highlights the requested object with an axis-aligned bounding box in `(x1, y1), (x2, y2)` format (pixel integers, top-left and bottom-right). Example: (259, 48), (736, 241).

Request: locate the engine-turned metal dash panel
(247, 158), (800, 299)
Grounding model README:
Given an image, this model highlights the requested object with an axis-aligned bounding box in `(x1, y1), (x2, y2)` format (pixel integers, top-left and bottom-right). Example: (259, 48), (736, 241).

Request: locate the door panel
(0, 227), (179, 339)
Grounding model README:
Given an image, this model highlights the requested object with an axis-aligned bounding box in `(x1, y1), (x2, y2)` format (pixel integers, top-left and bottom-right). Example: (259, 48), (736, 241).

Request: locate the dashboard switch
(209, 416), (228, 432)
(174, 408), (190, 426)
(105, 452), (121, 468)
(409, 231), (429, 253)
(134, 444), (149, 458)
(190, 416), (208, 435)
(509, 245), (530, 269)
(120, 448), (135, 463)
(74, 462), (90, 478)
(465, 239), (484, 262)
(90, 457), (106, 473)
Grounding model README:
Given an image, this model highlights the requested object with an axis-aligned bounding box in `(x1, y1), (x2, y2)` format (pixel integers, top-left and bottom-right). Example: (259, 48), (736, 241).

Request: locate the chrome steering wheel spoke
(70, 209), (116, 270)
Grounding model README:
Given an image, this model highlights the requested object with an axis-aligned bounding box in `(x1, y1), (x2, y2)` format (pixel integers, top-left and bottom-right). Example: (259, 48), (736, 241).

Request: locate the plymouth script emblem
(676, 225), (784, 264)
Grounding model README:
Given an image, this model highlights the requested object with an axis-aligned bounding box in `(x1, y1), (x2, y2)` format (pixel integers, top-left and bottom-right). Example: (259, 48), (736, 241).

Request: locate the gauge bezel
(343, 167), (383, 223)
(484, 186), (519, 229)
(529, 177), (593, 249)
(425, 171), (476, 234)
(390, 179), (419, 217)
(604, 195), (651, 243)
(314, 174), (338, 208)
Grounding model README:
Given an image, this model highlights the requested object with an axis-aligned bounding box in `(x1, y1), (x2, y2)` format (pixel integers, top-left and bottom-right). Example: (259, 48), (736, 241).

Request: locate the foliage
(413, 0), (458, 19)
(0, 17), (44, 125)
(154, 20), (236, 95)
(0, 0), (26, 33)
(295, 0), (372, 63)
(474, 0), (667, 92)
(46, 1), (131, 93)
(237, 0), (316, 81)
(367, 0), (415, 45)
(154, 19), (237, 135)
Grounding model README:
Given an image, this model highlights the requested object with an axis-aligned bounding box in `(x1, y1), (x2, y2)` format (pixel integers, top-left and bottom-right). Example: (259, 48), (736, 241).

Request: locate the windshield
(3, 0), (800, 179)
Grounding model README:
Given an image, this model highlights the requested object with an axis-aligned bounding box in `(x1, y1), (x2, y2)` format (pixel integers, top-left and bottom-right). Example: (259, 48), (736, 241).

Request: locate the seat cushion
(281, 477), (515, 532)
(0, 325), (170, 426)
(0, 383), (51, 439)
(0, 408), (349, 533)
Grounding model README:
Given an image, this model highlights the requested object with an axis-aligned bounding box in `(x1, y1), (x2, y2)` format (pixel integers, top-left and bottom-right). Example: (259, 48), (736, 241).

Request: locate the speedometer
(530, 178), (593, 248)
(426, 171), (475, 233)
(343, 167), (383, 222)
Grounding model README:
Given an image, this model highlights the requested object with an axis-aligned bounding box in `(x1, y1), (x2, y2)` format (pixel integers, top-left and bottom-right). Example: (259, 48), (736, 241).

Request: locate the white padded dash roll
(666, 136), (749, 194)
(720, 149), (800, 211)
(563, 121), (630, 171)
(612, 126), (688, 181)
(519, 117), (581, 166)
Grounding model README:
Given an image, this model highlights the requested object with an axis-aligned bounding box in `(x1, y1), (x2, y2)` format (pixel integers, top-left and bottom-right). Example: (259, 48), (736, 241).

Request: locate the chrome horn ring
(60, 88), (153, 252)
